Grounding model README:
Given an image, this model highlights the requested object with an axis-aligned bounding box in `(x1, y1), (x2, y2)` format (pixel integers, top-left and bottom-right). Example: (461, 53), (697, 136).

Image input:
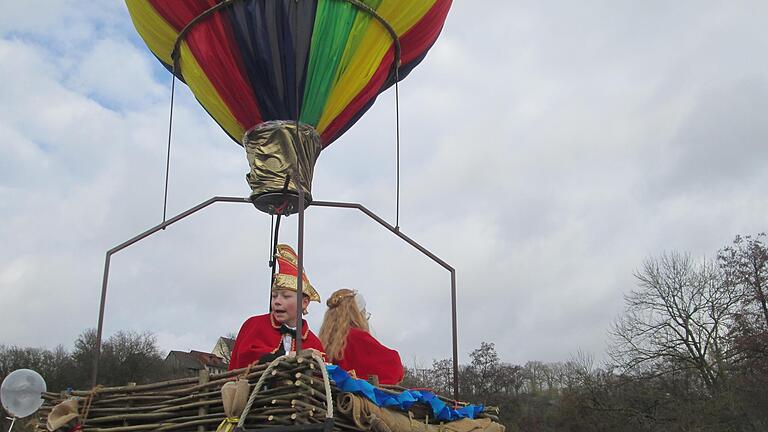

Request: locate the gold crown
(272, 244), (320, 302)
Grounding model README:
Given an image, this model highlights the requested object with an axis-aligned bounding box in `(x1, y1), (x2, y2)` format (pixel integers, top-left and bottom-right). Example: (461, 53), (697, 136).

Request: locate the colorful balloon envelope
(126, 0), (452, 214)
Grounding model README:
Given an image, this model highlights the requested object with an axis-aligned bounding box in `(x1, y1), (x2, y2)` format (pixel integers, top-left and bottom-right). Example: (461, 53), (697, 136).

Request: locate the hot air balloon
(125, 0), (452, 214)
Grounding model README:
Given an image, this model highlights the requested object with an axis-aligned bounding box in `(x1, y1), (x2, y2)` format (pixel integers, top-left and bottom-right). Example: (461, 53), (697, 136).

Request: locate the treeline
(0, 329), (165, 392)
(404, 341), (766, 431)
(405, 234), (768, 431)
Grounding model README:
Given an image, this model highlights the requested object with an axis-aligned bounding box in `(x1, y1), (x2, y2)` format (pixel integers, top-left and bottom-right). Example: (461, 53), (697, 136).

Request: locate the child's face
(271, 289), (309, 326)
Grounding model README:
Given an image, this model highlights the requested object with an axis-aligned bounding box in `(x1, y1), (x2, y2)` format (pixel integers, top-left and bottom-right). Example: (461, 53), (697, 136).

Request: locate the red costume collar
(270, 312), (309, 340)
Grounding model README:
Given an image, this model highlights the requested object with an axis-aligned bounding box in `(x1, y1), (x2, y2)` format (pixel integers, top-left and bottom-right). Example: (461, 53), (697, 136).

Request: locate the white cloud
(66, 38), (167, 109)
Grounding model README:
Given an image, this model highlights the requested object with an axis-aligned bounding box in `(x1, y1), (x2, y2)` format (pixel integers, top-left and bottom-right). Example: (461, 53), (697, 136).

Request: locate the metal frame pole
(295, 197), (305, 354)
(292, 1), (305, 355)
(91, 196), (250, 387)
(91, 197), (459, 401)
(310, 200), (460, 401)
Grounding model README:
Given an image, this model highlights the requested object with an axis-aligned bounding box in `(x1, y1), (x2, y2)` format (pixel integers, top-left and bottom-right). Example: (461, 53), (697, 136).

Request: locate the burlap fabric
(336, 393), (505, 432)
(222, 379), (250, 418)
(216, 379), (251, 432)
(46, 398), (79, 431)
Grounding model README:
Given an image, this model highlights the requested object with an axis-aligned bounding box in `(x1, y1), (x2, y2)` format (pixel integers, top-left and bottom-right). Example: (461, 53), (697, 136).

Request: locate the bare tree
(718, 234), (768, 430)
(401, 358), (454, 396)
(496, 363), (524, 396)
(427, 358), (454, 396)
(0, 344), (75, 392)
(609, 252), (741, 394)
(719, 233), (768, 329)
(72, 329), (165, 387)
(522, 361), (546, 394)
(463, 342), (502, 397)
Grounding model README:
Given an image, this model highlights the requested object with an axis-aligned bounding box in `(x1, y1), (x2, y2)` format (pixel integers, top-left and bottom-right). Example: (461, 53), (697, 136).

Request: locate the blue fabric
(326, 365), (484, 421)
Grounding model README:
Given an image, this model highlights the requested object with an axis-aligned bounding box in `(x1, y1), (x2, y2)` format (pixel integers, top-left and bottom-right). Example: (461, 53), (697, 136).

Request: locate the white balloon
(1, 369), (47, 418)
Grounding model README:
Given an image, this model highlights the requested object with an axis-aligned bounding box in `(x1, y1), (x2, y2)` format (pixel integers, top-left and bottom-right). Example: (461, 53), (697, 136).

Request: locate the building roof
(191, 350), (227, 369)
(166, 350), (228, 370)
(166, 350), (203, 370)
(218, 337), (235, 350)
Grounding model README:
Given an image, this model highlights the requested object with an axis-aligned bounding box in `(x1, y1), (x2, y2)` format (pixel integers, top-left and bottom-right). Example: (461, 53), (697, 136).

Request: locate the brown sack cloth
(221, 379), (250, 418)
(47, 398), (79, 431)
(336, 392), (505, 432)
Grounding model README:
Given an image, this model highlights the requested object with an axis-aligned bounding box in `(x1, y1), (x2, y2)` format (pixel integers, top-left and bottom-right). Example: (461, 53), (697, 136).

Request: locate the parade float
(2, 1), (506, 431)
(34, 352), (502, 432)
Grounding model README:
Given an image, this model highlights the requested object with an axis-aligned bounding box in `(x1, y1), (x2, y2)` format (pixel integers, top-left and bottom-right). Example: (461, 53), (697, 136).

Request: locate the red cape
(228, 313), (324, 370)
(335, 328), (404, 385)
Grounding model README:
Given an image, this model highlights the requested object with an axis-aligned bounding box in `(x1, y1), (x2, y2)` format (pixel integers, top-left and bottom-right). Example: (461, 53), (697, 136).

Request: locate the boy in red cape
(319, 288), (404, 385)
(228, 244), (324, 370)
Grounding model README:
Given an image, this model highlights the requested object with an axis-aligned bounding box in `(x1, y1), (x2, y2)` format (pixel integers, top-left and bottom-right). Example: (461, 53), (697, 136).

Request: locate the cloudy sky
(2, 1), (768, 369)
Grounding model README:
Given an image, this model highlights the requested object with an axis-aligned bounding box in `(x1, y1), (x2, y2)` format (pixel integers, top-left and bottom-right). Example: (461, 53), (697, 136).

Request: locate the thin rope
(269, 215), (275, 262)
(240, 361), (255, 381)
(238, 355), (288, 427)
(79, 385), (101, 425)
(268, 214), (274, 312)
(269, 214), (282, 312)
(314, 355), (335, 418)
(237, 353), (333, 428)
(342, 0), (401, 72)
(171, 0), (399, 77)
(394, 68), (401, 230)
(237, 355), (285, 428)
(162, 73), (176, 225)
(171, 0), (238, 68)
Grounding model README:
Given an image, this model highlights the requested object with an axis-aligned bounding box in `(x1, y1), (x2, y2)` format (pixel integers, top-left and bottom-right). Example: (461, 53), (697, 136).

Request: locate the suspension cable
(162, 69), (177, 225)
(395, 68), (401, 229)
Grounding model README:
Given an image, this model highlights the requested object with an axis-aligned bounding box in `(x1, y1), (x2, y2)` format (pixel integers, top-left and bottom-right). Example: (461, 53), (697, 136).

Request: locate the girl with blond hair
(319, 288), (404, 384)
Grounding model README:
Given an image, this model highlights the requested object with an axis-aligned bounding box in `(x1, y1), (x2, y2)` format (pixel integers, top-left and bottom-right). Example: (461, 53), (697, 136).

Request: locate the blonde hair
(319, 288), (369, 362)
